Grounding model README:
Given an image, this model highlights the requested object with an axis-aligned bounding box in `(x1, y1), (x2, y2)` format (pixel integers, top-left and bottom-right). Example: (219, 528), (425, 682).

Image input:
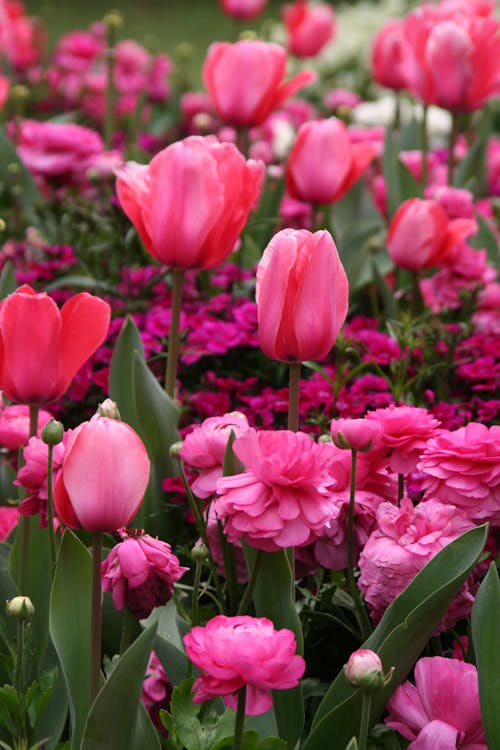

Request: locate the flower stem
(104, 20), (118, 150)
(90, 532), (103, 705)
(420, 104), (429, 191)
(288, 362), (301, 432)
(397, 474), (404, 503)
(448, 111), (460, 185)
(165, 269), (185, 399)
(46, 444), (57, 569)
(191, 558), (203, 627)
(358, 691), (372, 750)
(233, 685), (247, 750)
(237, 549), (262, 616)
(346, 449), (372, 640)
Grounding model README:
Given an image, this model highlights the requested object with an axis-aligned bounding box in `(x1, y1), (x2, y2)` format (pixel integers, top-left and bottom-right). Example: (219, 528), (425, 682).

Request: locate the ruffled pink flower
(0, 505), (19, 540)
(386, 657), (486, 748)
(141, 651), (171, 736)
(418, 422), (500, 524)
(0, 405), (53, 451)
(365, 405), (441, 474)
(101, 527), (188, 619)
(358, 498), (476, 631)
(215, 429), (334, 552)
(183, 615), (305, 715)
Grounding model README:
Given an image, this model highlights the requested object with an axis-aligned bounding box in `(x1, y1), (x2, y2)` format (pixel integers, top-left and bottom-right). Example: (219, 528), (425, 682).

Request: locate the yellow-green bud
(97, 398), (121, 420)
(0, 218), (6, 232)
(239, 30), (257, 40)
(10, 84), (29, 102)
(41, 419), (64, 446)
(103, 10), (123, 30)
(6, 595), (34, 619)
(169, 441), (183, 460)
(191, 543), (209, 562)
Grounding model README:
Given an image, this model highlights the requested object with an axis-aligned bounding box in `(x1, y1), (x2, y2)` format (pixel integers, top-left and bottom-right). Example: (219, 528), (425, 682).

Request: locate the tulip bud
(344, 649), (394, 692)
(97, 399), (121, 420)
(6, 595), (34, 619)
(41, 419), (64, 446)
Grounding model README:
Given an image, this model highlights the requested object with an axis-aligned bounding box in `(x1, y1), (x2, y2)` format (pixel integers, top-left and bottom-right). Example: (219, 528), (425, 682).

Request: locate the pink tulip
(53, 417), (150, 533)
(371, 20), (412, 91)
(202, 40), (316, 127)
(256, 228), (348, 362)
(183, 615), (305, 715)
(219, 0), (267, 19)
(386, 657), (486, 748)
(0, 285), (110, 405)
(286, 118), (377, 205)
(115, 135), (264, 270)
(386, 198), (477, 271)
(282, 0), (336, 58)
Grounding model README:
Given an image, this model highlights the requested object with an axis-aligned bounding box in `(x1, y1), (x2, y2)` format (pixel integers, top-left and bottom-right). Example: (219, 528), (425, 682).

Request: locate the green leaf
(45, 276), (118, 295)
(0, 262), (16, 301)
(304, 525), (488, 750)
(382, 129), (420, 219)
(109, 315), (145, 434)
(213, 730), (286, 750)
(144, 599), (189, 685)
(81, 623), (159, 750)
(34, 643), (68, 749)
(472, 563), (500, 749)
(49, 530), (91, 750)
(469, 214), (500, 272)
(0, 125), (42, 220)
(166, 677), (236, 750)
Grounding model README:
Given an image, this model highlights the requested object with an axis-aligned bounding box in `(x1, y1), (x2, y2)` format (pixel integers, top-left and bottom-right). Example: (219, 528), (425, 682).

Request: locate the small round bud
(330, 418), (382, 452)
(169, 441), (183, 460)
(41, 419), (64, 446)
(7, 163), (20, 176)
(103, 10), (123, 30)
(344, 649), (393, 692)
(175, 42), (194, 61)
(239, 30), (257, 40)
(0, 218), (6, 232)
(318, 433), (333, 443)
(6, 595), (34, 619)
(10, 84), (29, 102)
(191, 543), (209, 562)
(97, 399), (121, 420)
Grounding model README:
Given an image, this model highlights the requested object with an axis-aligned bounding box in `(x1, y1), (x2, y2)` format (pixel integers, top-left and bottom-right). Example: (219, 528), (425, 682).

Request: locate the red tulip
(282, 0), (336, 58)
(202, 40), (316, 127)
(0, 285), (110, 406)
(386, 198), (477, 271)
(115, 135), (264, 270)
(219, 0), (267, 20)
(54, 417), (150, 532)
(256, 228), (348, 362)
(286, 118), (377, 205)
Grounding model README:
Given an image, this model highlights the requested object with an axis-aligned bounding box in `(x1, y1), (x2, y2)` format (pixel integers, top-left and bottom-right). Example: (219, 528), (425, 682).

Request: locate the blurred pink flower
(358, 498), (476, 630)
(219, 0), (267, 19)
(101, 527), (188, 619)
(0, 405), (53, 451)
(215, 429), (334, 551)
(282, 0), (336, 58)
(183, 615), (305, 715)
(371, 19), (411, 91)
(141, 651), (171, 737)
(386, 657), (486, 748)
(0, 505), (18, 540)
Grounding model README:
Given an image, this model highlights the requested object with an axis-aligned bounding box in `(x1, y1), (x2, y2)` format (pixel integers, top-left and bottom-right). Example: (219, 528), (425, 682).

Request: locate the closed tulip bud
(41, 419), (64, 446)
(256, 228), (348, 363)
(371, 20), (411, 91)
(6, 595), (34, 619)
(344, 649), (393, 692)
(97, 398), (121, 420)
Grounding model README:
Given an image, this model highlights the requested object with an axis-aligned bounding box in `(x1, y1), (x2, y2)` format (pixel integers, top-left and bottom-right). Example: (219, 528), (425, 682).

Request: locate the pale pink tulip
(371, 19), (412, 91)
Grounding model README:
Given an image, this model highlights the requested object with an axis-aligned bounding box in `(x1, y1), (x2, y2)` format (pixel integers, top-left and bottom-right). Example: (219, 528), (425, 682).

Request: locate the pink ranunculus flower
(385, 657), (486, 748)
(358, 498), (476, 631)
(219, 0), (267, 19)
(101, 527), (188, 619)
(365, 404), (441, 474)
(180, 412), (250, 499)
(0, 405), (53, 451)
(286, 118), (377, 206)
(418, 422), (500, 524)
(0, 505), (19, 541)
(183, 615), (305, 715)
(141, 651), (172, 737)
(202, 39), (316, 127)
(205, 502), (248, 583)
(15, 432), (69, 527)
(215, 429), (334, 552)
(282, 0), (336, 58)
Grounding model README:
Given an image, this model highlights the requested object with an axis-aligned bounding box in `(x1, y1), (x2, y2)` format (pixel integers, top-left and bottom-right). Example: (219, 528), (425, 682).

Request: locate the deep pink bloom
(183, 615), (305, 715)
(101, 528), (188, 619)
(219, 0), (267, 19)
(371, 19), (412, 91)
(180, 412), (250, 499)
(202, 40), (316, 127)
(0, 505), (19, 541)
(282, 1), (336, 58)
(365, 405), (441, 474)
(0, 285), (110, 406)
(0, 405), (52, 451)
(256, 228), (348, 362)
(386, 198), (477, 271)
(141, 651), (172, 737)
(358, 498), (476, 630)
(54, 417), (150, 533)
(418, 422), (500, 524)
(215, 429), (334, 551)
(16, 432), (69, 527)
(286, 118), (377, 205)
(115, 135), (264, 270)
(386, 657), (486, 748)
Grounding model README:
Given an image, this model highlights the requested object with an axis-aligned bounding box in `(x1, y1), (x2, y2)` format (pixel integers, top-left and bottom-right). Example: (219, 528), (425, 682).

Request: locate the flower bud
(97, 399), (121, 420)
(6, 595), (34, 619)
(41, 419), (64, 446)
(330, 418), (382, 452)
(191, 543), (210, 562)
(169, 441), (183, 460)
(344, 649), (393, 692)
(103, 10), (123, 30)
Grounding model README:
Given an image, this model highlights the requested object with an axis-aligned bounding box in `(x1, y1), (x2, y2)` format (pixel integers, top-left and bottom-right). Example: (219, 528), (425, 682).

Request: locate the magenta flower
(215, 429), (334, 551)
(358, 498), (476, 631)
(183, 615), (305, 715)
(418, 422), (500, 524)
(101, 528), (188, 619)
(141, 651), (172, 737)
(0, 506), (19, 541)
(0, 405), (53, 451)
(386, 657), (486, 748)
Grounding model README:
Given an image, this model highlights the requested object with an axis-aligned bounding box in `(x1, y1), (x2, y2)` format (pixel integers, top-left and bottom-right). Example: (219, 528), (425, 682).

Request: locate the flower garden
(1, 0), (500, 748)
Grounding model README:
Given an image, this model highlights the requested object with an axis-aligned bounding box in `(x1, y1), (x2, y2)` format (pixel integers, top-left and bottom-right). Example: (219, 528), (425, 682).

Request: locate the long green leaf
(109, 315), (145, 433)
(144, 599), (189, 685)
(472, 563), (500, 749)
(0, 262), (16, 301)
(304, 525), (487, 750)
(49, 530), (92, 750)
(80, 623), (159, 750)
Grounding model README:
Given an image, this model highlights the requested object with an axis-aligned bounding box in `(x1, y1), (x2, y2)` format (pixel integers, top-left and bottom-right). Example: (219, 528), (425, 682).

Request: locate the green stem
(233, 685), (247, 750)
(288, 361), (301, 432)
(448, 111), (460, 186)
(411, 269), (422, 318)
(397, 474), (404, 503)
(191, 558), (203, 627)
(358, 691), (372, 750)
(90, 532), (103, 705)
(104, 26), (117, 149)
(119, 606), (136, 655)
(237, 550), (262, 616)
(165, 269), (185, 399)
(18, 406), (39, 592)
(420, 104), (429, 192)
(393, 91), (401, 131)
(346, 449), (372, 641)
(46, 444), (57, 569)
(217, 518), (238, 615)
